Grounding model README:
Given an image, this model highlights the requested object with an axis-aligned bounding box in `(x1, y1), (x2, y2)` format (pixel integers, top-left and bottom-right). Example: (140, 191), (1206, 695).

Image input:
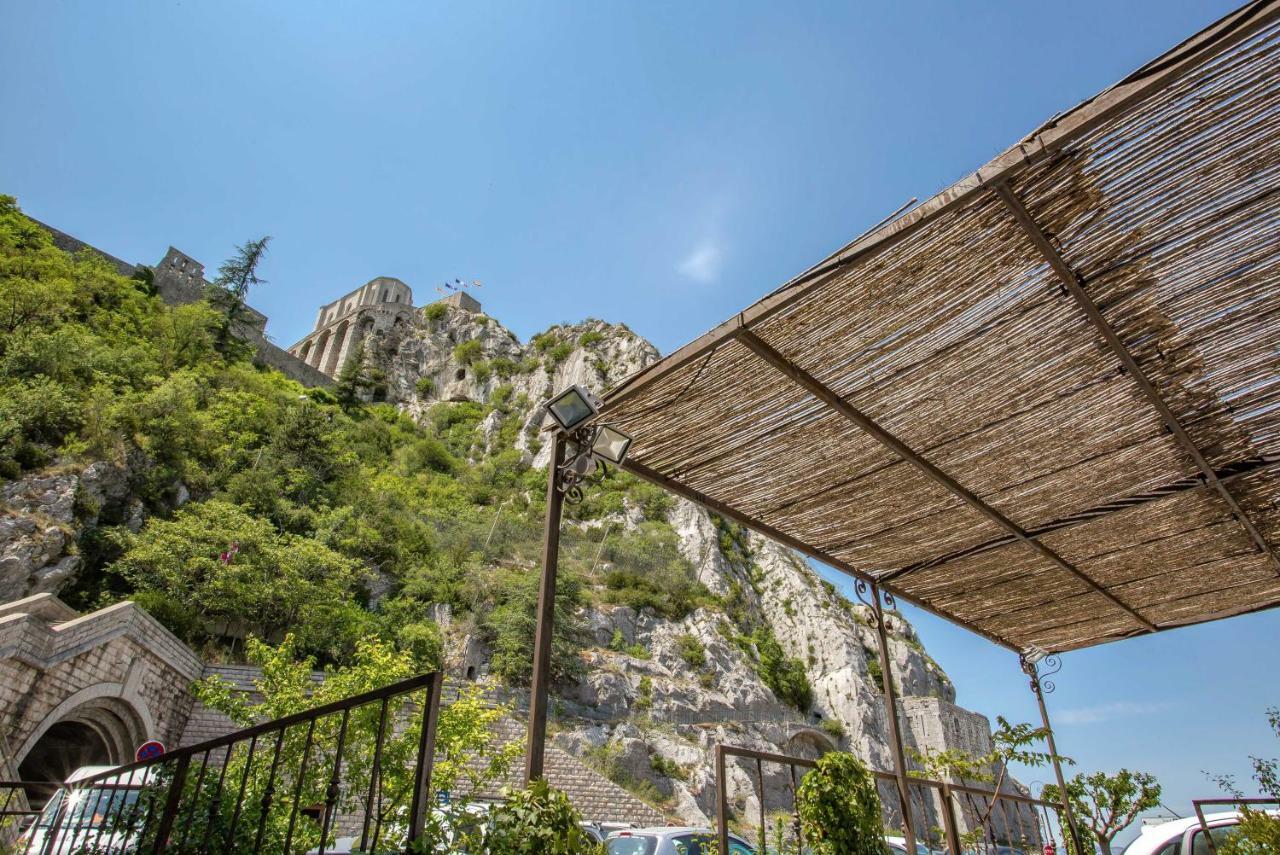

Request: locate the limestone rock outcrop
(378, 302), (1022, 831)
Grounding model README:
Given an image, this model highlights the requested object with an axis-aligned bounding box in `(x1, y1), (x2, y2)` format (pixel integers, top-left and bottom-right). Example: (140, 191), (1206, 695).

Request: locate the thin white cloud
(677, 240), (725, 284)
(1057, 701), (1171, 725)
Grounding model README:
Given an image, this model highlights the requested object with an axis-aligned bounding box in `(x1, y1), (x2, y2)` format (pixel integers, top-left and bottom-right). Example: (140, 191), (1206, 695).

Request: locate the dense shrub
(600, 522), (711, 619)
(483, 780), (604, 854)
(796, 752), (884, 855)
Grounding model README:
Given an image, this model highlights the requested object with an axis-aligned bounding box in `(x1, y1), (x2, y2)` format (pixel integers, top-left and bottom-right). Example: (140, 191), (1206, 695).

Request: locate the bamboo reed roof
(601, 0), (1280, 654)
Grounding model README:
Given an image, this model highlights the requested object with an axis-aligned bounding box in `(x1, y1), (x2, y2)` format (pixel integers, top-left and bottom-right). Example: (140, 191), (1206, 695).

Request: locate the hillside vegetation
(0, 196), (808, 706)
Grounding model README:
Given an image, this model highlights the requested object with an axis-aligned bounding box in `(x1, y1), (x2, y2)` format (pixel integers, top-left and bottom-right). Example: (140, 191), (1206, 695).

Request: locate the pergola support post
(868, 581), (919, 855)
(524, 431), (566, 784)
(1021, 655), (1085, 855)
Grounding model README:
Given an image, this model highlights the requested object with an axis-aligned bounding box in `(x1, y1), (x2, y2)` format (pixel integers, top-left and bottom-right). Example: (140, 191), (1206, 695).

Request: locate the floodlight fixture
(1022, 644), (1049, 666)
(546, 385), (600, 433)
(591, 424), (633, 465)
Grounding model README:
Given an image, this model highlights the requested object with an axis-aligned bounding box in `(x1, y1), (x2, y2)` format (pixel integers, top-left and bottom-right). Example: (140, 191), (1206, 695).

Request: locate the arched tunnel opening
(17, 721), (114, 810)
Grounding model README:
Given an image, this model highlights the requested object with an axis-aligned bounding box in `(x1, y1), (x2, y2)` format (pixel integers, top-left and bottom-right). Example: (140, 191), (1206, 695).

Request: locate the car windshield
(62, 786), (143, 829)
(607, 837), (657, 855)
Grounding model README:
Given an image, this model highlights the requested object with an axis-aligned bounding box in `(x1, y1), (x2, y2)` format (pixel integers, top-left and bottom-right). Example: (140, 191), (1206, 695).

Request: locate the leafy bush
(108, 500), (370, 662)
(546, 341), (574, 365)
(820, 717), (846, 740)
(796, 752), (884, 855)
(531, 331), (559, 352)
(599, 521), (711, 619)
(415, 375), (435, 397)
(483, 779), (604, 854)
(453, 338), (484, 365)
(578, 330), (605, 347)
(676, 633), (707, 668)
(422, 302), (447, 322)
(754, 627), (812, 711)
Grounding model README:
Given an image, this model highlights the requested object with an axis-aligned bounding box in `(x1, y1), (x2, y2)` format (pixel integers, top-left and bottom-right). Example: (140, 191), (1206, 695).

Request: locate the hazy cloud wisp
(1057, 701), (1171, 725)
(677, 239), (725, 284)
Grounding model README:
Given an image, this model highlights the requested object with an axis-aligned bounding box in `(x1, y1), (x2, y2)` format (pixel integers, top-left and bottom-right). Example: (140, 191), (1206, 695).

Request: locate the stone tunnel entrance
(15, 697), (144, 809)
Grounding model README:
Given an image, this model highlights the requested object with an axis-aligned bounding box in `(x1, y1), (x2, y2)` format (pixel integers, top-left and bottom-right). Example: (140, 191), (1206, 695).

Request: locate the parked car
(606, 826), (755, 854)
(884, 835), (950, 854)
(1119, 809), (1279, 855)
(18, 765), (153, 855)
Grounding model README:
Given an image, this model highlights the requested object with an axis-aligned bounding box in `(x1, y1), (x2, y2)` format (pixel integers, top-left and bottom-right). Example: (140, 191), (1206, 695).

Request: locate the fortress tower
(289, 277), (416, 378)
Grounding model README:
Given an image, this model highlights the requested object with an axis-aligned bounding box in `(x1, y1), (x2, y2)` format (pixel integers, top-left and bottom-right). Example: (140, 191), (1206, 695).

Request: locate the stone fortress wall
(31, 219), (331, 389)
(287, 276), (417, 379)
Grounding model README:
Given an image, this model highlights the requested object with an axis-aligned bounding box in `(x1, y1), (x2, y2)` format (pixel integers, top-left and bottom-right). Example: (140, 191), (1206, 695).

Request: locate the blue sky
(3, 0), (1276, 842)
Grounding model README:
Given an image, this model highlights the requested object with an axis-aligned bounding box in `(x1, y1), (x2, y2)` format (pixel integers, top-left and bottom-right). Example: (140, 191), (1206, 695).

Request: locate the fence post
(407, 672), (444, 846)
(149, 754), (191, 855)
(940, 783), (963, 855)
(716, 745), (729, 855)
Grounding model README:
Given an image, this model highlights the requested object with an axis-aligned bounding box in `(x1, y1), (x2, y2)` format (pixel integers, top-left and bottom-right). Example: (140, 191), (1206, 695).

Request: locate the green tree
(910, 717), (1070, 849)
(795, 751), (884, 855)
(191, 635), (522, 854)
(1207, 707), (1280, 855)
(108, 500), (370, 661)
(213, 235), (270, 347)
(1042, 770), (1161, 855)
(481, 779), (604, 854)
(334, 336), (371, 409)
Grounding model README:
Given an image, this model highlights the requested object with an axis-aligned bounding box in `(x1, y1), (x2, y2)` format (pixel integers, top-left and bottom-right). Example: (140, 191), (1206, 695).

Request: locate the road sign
(135, 740), (165, 762)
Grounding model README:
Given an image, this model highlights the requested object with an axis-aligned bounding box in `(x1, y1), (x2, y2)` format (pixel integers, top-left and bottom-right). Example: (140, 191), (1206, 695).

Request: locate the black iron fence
(714, 743), (1065, 855)
(7, 671), (442, 855)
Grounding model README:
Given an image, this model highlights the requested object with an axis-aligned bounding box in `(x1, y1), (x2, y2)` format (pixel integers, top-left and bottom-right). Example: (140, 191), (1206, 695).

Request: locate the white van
(1120, 809), (1278, 855)
(18, 766), (153, 855)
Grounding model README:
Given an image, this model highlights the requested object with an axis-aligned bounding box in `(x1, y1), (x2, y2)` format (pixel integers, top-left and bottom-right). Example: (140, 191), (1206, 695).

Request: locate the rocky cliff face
(378, 301), (1014, 829)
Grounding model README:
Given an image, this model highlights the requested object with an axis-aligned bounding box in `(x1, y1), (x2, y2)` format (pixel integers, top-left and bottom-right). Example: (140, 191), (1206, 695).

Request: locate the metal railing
(2, 781), (46, 849)
(714, 743), (1064, 855)
(8, 671), (443, 855)
(1192, 797), (1279, 855)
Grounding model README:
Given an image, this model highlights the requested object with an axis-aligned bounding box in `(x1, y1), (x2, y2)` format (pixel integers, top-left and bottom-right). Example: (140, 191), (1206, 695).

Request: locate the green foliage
(212, 235), (270, 348)
(754, 626), (812, 711)
(820, 717), (846, 740)
(1042, 769), (1161, 855)
(415, 375), (435, 398)
(650, 753), (687, 782)
(482, 779), (604, 854)
(578, 330), (605, 347)
(107, 500), (371, 662)
(192, 635), (521, 854)
(912, 716), (1070, 850)
(531, 331), (559, 352)
(423, 302), (447, 322)
(453, 338), (484, 365)
(546, 341), (573, 364)
(481, 564), (587, 685)
(795, 752), (884, 855)
(1207, 707), (1280, 855)
(471, 359), (492, 383)
(676, 633), (707, 668)
(608, 629), (650, 659)
(635, 675), (653, 711)
(489, 357), (517, 379)
(599, 521), (711, 619)
(334, 336), (370, 409)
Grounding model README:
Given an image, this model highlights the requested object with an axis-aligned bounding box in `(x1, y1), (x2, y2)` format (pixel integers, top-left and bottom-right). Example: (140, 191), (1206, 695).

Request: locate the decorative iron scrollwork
(853, 580), (895, 629)
(554, 426), (609, 504)
(1020, 653), (1063, 695)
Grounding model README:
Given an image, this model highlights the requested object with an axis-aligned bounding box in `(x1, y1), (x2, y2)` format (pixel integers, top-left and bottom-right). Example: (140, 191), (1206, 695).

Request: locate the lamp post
(1020, 650), (1084, 855)
(524, 386), (632, 784)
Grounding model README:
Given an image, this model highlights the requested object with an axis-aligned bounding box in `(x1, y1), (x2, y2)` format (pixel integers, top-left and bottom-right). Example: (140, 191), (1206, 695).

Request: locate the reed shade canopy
(600, 0), (1280, 655)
